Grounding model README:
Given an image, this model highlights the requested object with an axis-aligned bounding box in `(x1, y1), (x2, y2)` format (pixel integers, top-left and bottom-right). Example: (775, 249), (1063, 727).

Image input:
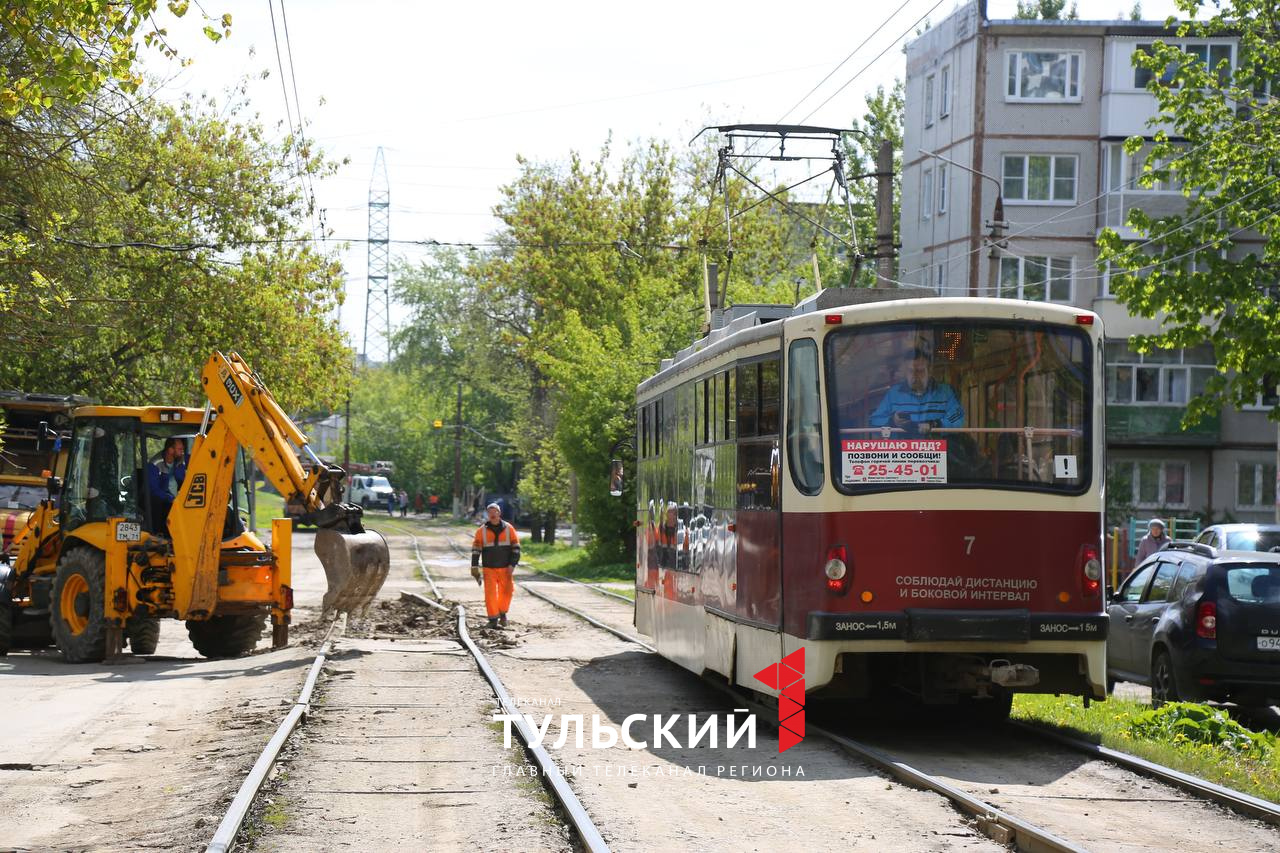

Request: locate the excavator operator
(146, 436), (187, 529)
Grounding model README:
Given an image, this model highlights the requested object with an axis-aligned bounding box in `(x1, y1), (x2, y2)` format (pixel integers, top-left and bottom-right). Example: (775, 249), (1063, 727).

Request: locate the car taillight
(1196, 601), (1217, 639)
(824, 545), (849, 595)
(1080, 545), (1102, 597)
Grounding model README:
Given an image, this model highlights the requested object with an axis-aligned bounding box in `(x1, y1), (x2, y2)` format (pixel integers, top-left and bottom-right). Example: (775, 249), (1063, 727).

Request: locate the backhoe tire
(0, 604), (12, 656)
(49, 548), (108, 663)
(126, 616), (161, 656)
(186, 614), (265, 659)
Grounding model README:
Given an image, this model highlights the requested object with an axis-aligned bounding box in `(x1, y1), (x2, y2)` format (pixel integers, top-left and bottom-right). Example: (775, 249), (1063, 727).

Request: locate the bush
(1126, 702), (1274, 756)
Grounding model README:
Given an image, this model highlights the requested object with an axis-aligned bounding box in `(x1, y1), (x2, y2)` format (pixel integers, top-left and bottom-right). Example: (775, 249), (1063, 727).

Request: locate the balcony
(1106, 405), (1220, 446)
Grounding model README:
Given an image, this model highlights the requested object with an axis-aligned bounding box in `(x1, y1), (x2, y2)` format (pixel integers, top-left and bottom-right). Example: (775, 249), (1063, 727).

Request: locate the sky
(146, 0), (1182, 356)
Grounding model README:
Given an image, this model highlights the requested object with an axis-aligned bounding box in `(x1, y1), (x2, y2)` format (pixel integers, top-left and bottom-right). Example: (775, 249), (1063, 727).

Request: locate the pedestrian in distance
(398, 489), (409, 517)
(471, 502), (520, 630)
(428, 492), (440, 519)
(414, 491), (425, 515)
(386, 491), (396, 517)
(1134, 518), (1171, 565)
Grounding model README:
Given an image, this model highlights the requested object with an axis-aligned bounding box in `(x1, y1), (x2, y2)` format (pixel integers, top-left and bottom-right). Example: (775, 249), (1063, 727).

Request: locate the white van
(348, 475), (395, 509)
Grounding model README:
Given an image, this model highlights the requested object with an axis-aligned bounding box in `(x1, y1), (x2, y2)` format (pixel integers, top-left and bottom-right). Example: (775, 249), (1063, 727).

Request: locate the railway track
(507, 552), (1280, 852)
(206, 526), (610, 852)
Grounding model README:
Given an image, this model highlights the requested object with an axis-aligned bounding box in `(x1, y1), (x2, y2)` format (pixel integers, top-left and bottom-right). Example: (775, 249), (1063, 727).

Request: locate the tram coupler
(988, 659), (1040, 688)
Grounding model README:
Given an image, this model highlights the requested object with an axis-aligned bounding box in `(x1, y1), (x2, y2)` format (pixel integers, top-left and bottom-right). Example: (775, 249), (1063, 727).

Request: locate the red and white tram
(633, 292), (1106, 714)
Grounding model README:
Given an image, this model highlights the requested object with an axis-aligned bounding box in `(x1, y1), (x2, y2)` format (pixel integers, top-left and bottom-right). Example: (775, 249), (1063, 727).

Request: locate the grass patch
(1013, 693), (1280, 803)
(520, 541), (633, 585)
(252, 488), (285, 531)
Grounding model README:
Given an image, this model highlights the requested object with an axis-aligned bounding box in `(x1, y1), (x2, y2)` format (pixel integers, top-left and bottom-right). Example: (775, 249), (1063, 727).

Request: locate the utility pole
(452, 381), (463, 517)
(918, 148), (1006, 295)
(874, 140), (895, 288)
(343, 391), (351, 469)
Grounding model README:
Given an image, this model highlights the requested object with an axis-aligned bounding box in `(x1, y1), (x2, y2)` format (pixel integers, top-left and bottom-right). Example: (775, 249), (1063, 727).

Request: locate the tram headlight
(824, 545), (849, 595)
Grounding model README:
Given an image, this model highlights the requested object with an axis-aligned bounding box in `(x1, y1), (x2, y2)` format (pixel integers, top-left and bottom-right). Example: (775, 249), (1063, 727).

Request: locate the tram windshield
(825, 321), (1091, 494)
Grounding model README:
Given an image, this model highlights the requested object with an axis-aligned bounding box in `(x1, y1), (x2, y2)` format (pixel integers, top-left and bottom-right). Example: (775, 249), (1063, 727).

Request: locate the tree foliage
(0, 7), (348, 412)
(390, 96), (904, 551)
(1015, 0), (1079, 19)
(1098, 0), (1280, 424)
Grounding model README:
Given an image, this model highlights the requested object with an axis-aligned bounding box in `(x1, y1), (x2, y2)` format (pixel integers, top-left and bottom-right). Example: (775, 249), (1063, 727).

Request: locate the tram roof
(637, 290), (1098, 396)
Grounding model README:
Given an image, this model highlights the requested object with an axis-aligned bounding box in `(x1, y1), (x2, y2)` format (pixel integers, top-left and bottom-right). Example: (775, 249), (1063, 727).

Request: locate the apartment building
(900, 0), (1276, 525)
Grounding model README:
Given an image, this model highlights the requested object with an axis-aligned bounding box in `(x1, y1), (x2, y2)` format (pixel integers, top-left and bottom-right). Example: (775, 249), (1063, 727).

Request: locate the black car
(1107, 542), (1280, 709)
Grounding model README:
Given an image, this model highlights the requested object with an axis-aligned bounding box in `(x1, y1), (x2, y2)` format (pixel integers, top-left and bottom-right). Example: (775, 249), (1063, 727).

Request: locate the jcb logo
(219, 366), (244, 407)
(184, 473), (207, 508)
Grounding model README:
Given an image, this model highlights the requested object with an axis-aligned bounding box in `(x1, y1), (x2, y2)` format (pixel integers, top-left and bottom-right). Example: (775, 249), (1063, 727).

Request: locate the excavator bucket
(314, 528), (390, 618)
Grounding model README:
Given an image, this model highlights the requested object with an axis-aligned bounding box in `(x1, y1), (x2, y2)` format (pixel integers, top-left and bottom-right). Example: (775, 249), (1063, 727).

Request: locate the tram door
(733, 358), (783, 627)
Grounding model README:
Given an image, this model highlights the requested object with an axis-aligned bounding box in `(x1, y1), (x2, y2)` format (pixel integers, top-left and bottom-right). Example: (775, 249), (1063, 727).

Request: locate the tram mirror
(608, 459), (624, 497)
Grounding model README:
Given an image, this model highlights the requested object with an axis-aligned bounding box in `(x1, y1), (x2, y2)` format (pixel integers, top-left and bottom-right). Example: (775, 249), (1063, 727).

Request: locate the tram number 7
(963, 535), (975, 556)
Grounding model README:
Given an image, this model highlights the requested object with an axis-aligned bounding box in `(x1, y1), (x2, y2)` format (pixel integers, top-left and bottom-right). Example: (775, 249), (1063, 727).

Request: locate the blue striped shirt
(869, 381), (965, 432)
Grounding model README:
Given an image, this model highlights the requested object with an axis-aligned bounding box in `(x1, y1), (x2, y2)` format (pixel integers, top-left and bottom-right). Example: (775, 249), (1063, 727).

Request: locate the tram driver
(869, 334), (964, 436)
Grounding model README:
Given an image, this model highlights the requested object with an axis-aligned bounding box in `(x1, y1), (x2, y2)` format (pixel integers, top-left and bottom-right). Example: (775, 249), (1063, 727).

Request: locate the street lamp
(918, 148), (1008, 295)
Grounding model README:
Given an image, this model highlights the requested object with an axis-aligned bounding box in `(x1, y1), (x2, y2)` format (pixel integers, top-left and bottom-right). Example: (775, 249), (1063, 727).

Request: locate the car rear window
(1225, 530), (1280, 552)
(1224, 566), (1280, 603)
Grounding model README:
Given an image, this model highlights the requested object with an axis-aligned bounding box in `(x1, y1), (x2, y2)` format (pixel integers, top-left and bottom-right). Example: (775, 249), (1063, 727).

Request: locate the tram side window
(759, 358), (781, 436)
(712, 373), (722, 442)
(701, 377), (712, 444)
(787, 339), (824, 495)
(737, 363), (759, 437)
(694, 380), (704, 446)
(654, 399), (662, 457)
(738, 441), (779, 510)
(640, 406), (649, 458)
(724, 369), (736, 440)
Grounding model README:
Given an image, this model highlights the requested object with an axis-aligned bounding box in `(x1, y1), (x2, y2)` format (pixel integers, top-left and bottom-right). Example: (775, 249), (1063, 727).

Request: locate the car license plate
(1256, 636), (1280, 651)
(115, 522), (141, 542)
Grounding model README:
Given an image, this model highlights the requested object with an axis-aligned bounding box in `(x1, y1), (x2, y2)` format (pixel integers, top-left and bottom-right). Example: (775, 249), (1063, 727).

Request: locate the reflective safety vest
(472, 521), (521, 568)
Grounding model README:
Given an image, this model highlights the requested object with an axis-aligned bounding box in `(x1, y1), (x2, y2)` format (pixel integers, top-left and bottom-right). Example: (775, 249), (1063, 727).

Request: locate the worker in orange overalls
(470, 502), (520, 629)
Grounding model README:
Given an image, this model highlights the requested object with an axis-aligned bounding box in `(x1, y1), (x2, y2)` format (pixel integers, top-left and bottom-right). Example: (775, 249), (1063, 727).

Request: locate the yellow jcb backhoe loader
(1, 352), (389, 662)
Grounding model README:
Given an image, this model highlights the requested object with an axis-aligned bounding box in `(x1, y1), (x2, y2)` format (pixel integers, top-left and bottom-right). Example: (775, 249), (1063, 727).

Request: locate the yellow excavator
(0, 352), (389, 661)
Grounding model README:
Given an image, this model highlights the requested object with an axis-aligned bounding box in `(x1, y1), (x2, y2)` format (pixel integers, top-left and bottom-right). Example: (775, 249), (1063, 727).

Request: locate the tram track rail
(206, 614), (345, 853)
(506, 561), (1280, 850)
(209, 523), (609, 852)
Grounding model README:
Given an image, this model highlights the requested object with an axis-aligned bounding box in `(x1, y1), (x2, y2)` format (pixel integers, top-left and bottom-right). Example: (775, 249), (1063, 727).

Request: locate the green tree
(0, 1), (229, 118)
(1098, 0), (1280, 424)
(0, 87), (346, 411)
(1015, 0), (1079, 19)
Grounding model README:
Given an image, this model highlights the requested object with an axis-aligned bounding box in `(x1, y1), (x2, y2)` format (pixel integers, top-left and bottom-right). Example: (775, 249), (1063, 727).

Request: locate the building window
(1003, 154), (1077, 202)
(998, 255), (1073, 302)
(1134, 42), (1233, 89)
(937, 164), (948, 214)
(935, 263), (945, 292)
(1110, 459), (1189, 509)
(939, 66), (951, 117)
(1237, 461), (1277, 511)
(1006, 50), (1082, 101)
(924, 74), (935, 127)
(921, 168), (933, 220)
(1104, 342), (1215, 406)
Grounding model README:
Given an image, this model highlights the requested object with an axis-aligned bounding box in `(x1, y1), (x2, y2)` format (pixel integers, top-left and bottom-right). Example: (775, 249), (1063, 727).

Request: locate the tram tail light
(824, 545), (849, 595)
(1080, 545), (1102, 597)
(1196, 601), (1217, 639)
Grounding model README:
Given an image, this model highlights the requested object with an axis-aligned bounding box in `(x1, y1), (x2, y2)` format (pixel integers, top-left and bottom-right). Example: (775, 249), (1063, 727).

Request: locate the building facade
(900, 0), (1276, 527)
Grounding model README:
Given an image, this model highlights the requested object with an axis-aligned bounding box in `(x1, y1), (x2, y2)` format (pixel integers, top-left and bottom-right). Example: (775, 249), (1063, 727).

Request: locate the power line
(773, 0), (918, 125)
(798, 0), (947, 125)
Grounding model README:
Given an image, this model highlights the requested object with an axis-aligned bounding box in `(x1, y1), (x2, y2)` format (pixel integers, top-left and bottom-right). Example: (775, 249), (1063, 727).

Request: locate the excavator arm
(190, 351), (389, 616)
